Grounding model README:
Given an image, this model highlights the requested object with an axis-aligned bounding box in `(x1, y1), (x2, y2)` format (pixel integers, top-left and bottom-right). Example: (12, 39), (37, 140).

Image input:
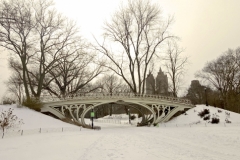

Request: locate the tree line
(186, 47), (240, 113)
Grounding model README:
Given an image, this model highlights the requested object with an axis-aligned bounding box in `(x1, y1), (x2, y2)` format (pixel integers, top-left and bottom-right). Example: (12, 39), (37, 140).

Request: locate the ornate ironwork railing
(40, 93), (192, 105)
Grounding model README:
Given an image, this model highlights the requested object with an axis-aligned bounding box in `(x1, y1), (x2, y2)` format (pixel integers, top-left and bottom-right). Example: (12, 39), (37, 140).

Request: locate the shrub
(218, 109), (222, 113)
(0, 108), (23, 138)
(203, 114), (210, 121)
(130, 115), (136, 120)
(2, 96), (16, 105)
(22, 98), (43, 112)
(198, 109), (210, 118)
(211, 117), (220, 124)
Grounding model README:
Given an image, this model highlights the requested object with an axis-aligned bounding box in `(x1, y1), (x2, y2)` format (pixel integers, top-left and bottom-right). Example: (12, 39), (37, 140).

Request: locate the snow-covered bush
(211, 117), (220, 124)
(130, 115), (136, 120)
(198, 109), (210, 118)
(211, 113), (220, 124)
(203, 114), (210, 121)
(2, 96), (16, 105)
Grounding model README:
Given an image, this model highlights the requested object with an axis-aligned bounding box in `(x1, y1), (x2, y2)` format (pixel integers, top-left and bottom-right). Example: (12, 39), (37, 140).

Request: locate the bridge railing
(40, 93), (192, 105)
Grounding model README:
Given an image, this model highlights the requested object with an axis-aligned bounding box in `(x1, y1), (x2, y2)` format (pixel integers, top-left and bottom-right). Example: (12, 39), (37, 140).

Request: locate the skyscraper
(156, 68), (168, 95)
(145, 68), (168, 95)
(146, 72), (155, 94)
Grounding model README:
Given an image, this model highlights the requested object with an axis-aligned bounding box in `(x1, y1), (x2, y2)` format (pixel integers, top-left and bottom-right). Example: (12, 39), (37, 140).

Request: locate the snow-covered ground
(0, 104), (240, 160)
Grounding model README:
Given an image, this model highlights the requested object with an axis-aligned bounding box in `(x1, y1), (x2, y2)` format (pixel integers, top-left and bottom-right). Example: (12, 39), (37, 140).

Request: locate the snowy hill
(0, 104), (240, 160)
(0, 104), (78, 130)
(167, 104), (240, 126)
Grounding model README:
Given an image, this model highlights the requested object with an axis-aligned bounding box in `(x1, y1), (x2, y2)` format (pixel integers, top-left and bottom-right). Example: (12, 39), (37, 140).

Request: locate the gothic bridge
(40, 93), (195, 127)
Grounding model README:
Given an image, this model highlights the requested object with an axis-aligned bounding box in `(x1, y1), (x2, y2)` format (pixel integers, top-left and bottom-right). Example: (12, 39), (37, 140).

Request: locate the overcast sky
(1, 0), (240, 99)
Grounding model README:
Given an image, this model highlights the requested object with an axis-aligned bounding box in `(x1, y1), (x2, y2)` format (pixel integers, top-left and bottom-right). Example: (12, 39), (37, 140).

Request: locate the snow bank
(0, 104), (78, 130)
(167, 104), (240, 125)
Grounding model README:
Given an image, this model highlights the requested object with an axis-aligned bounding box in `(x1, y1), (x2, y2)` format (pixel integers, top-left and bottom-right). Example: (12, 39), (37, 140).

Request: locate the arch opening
(80, 101), (156, 127)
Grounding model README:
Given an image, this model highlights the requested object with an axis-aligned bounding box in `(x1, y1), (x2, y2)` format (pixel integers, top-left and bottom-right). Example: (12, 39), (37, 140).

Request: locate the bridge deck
(41, 93), (192, 105)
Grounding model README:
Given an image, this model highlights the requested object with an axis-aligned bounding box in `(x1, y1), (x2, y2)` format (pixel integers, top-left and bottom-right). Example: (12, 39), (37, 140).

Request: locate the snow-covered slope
(167, 104), (240, 125)
(0, 104), (78, 130)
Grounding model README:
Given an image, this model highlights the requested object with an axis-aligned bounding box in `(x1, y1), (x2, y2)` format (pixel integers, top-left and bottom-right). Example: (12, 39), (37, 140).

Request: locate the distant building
(146, 72), (155, 94)
(190, 80), (201, 87)
(156, 68), (168, 95)
(146, 68), (168, 95)
(186, 80), (205, 105)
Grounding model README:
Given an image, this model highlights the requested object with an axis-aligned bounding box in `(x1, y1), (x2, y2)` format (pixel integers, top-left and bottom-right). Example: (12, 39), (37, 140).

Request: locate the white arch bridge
(40, 93), (195, 128)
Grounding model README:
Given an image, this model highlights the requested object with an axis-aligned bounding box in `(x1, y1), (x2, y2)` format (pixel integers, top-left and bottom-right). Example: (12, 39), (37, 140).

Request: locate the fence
(0, 126), (82, 139)
(1, 122), (239, 139)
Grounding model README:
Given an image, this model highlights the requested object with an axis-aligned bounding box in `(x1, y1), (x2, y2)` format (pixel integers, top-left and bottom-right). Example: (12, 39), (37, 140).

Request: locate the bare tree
(28, 0), (84, 98)
(5, 58), (25, 103)
(163, 42), (188, 97)
(0, 0), (36, 99)
(43, 46), (104, 98)
(99, 74), (124, 95)
(94, 0), (175, 94)
(0, 0), (85, 99)
(5, 74), (24, 104)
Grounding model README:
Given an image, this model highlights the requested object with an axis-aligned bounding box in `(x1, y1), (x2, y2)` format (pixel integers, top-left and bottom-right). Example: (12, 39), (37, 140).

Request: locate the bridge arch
(80, 100), (156, 126)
